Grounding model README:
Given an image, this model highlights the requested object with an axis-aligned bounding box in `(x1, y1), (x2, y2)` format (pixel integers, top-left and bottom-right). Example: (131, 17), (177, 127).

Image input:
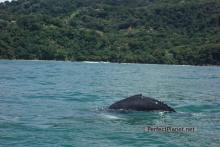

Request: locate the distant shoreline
(0, 59), (219, 67)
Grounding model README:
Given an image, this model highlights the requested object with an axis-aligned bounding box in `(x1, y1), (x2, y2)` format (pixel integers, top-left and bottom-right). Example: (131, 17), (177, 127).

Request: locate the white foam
(100, 114), (122, 120)
(159, 112), (165, 116)
(83, 61), (110, 64)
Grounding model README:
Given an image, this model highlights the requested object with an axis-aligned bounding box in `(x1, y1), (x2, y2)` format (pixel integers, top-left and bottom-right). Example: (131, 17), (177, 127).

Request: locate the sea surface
(0, 60), (219, 147)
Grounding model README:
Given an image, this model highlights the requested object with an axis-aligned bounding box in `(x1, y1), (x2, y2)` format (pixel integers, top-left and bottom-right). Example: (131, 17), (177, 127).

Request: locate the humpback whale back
(109, 94), (175, 112)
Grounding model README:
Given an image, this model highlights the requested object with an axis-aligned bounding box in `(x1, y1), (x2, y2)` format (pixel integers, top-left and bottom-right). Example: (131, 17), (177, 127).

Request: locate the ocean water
(0, 60), (219, 147)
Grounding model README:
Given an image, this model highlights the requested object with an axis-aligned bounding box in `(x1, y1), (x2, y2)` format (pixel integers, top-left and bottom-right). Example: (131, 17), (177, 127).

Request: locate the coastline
(0, 58), (219, 67)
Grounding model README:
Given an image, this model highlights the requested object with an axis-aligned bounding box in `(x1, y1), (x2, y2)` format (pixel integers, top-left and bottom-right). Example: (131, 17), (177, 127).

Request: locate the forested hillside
(0, 0), (220, 65)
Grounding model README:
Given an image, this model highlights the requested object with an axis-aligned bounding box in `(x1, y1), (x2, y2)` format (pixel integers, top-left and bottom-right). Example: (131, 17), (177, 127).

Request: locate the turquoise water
(0, 60), (219, 147)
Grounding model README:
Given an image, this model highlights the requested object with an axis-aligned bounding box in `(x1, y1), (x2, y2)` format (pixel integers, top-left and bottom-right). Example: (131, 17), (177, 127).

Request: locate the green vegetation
(0, 0), (220, 65)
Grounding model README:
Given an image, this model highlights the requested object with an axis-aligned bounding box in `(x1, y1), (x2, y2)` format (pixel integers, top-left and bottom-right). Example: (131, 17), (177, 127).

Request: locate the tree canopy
(0, 0), (220, 65)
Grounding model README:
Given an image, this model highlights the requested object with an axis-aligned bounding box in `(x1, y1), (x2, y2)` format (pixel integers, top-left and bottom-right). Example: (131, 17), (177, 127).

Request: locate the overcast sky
(0, 0), (11, 3)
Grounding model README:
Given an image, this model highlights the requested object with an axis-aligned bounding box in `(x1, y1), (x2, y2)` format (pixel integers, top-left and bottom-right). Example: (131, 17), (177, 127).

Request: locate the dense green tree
(0, 0), (220, 65)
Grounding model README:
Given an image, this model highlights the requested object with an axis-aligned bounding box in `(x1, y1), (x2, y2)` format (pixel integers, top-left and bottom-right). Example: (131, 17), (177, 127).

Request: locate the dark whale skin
(109, 94), (175, 112)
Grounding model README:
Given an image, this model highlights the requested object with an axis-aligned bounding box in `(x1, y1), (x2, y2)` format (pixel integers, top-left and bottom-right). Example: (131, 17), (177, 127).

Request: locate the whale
(109, 94), (175, 112)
